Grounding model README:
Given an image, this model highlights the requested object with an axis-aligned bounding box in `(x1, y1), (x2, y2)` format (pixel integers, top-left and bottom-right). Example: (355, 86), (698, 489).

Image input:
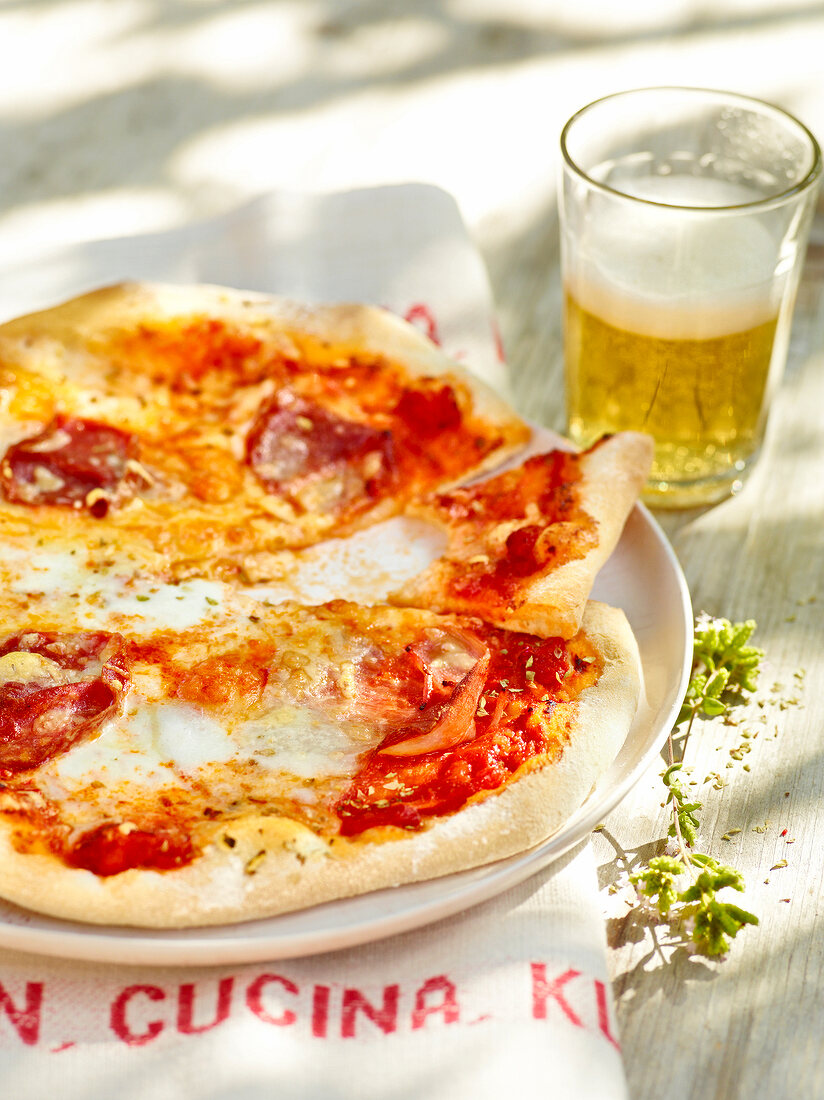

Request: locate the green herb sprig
(677, 616), (762, 727)
(629, 616), (763, 957)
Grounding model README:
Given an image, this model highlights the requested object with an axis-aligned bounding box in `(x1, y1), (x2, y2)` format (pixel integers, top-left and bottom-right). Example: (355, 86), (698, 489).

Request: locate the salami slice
(0, 632), (127, 771)
(0, 416), (140, 516)
(246, 391), (395, 512)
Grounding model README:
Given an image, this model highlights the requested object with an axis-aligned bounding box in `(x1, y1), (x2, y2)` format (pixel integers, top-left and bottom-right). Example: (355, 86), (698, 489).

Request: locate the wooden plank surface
(491, 187), (824, 1098)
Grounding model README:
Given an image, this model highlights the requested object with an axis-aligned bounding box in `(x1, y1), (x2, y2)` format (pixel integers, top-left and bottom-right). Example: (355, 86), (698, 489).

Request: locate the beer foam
(566, 175), (783, 338)
(606, 174), (766, 208)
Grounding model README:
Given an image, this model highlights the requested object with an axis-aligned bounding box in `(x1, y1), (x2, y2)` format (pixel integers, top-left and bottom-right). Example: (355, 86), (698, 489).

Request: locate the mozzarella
(44, 691), (368, 808)
(247, 516), (446, 606)
(51, 701), (234, 788)
(4, 543), (227, 632)
(234, 704), (370, 779)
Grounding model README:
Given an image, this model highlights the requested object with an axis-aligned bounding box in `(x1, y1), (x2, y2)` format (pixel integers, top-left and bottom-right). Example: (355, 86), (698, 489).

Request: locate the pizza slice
(389, 432), (654, 639)
(0, 598), (640, 927)
(0, 282), (529, 579)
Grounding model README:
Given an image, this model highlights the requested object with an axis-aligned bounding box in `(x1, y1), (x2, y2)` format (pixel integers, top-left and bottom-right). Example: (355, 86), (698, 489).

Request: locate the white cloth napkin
(0, 184), (628, 1099)
(0, 184), (509, 396)
(0, 845), (625, 1100)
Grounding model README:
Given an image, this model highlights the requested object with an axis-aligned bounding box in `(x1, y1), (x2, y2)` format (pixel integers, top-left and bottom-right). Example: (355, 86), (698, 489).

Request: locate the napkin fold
(0, 184), (627, 1099)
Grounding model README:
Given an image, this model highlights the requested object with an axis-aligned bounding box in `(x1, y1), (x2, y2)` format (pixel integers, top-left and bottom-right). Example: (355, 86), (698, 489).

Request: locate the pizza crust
(0, 280), (528, 476)
(0, 602), (641, 928)
(0, 283), (531, 575)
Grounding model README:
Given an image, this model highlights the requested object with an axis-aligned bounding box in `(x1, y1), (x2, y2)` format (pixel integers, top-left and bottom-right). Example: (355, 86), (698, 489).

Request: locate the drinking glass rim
(560, 85), (823, 213)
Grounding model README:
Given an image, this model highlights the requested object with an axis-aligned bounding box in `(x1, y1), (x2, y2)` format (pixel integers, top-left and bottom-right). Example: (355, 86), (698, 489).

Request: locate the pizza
(0, 282), (652, 928)
(390, 432), (653, 638)
(0, 283), (529, 582)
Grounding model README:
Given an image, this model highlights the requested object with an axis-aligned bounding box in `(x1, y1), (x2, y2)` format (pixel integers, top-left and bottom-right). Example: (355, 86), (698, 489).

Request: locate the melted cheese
(0, 524), (450, 834)
(50, 701), (234, 786)
(2, 542), (229, 633)
(48, 697), (371, 794)
(235, 704), (369, 779)
(0, 515), (445, 636)
(245, 517), (446, 605)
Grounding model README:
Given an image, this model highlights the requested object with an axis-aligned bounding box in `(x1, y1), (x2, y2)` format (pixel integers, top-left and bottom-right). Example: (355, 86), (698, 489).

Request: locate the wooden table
(3, 2), (824, 1096)
(499, 172), (824, 1100)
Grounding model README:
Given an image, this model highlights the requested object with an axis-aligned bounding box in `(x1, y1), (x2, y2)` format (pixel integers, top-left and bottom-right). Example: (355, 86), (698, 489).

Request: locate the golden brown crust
(0, 603), (640, 927)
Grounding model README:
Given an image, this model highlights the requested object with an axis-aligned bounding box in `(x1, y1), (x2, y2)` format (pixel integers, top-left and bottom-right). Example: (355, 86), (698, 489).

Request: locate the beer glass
(559, 87), (821, 507)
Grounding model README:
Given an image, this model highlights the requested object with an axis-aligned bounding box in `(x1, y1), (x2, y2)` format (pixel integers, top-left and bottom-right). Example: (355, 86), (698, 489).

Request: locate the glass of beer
(559, 87), (821, 507)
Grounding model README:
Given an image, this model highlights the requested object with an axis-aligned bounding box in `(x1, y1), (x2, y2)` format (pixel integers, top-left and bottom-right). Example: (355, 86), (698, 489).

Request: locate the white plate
(0, 427), (692, 966)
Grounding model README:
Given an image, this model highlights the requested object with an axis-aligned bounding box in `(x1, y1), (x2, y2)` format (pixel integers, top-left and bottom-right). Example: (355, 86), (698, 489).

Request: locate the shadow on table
(1, 0), (821, 242)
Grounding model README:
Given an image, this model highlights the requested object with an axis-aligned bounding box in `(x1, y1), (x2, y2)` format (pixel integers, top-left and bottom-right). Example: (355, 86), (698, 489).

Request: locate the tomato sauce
(336, 626), (599, 836)
(65, 822), (196, 876)
(438, 450), (600, 601)
(113, 319), (272, 391)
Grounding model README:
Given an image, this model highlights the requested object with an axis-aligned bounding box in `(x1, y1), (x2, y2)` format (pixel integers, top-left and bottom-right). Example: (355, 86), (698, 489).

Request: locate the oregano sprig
(680, 854), (759, 956)
(629, 616), (763, 957)
(677, 615), (763, 728)
(662, 763), (701, 847)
